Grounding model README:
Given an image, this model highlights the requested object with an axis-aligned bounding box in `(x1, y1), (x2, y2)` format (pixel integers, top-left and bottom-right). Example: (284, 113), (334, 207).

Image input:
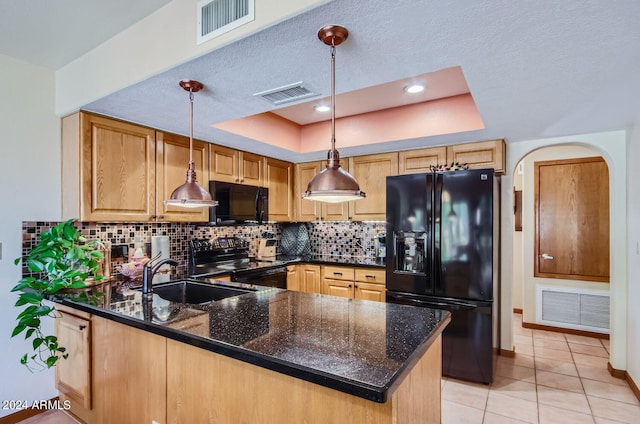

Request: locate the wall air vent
(536, 285), (609, 333)
(197, 0), (254, 45)
(253, 82), (317, 105)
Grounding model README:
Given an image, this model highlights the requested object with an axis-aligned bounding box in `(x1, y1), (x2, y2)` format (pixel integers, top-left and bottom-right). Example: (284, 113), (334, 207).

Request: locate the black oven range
(188, 238), (288, 289)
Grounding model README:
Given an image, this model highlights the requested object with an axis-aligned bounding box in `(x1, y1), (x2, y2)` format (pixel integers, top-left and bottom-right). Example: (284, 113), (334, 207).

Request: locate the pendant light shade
(164, 80), (218, 208)
(303, 25), (365, 203)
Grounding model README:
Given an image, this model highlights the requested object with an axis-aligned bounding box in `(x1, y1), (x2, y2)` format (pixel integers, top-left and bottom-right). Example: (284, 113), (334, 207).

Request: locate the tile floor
(442, 313), (640, 424)
(15, 314), (640, 424)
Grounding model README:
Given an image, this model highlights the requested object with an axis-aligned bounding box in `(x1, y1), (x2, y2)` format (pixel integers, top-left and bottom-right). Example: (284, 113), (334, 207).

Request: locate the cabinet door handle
(348, 284), (352, 288)
(365, 275), (375, 279)
(78, 325), (86, 331)
(333, 272), (342, 276)
(541, 253), (554, 260)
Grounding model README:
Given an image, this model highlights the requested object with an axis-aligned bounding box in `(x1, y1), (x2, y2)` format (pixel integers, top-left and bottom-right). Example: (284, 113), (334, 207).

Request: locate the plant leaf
(12, 324), (27, 338)
(32, 337), (43, 350)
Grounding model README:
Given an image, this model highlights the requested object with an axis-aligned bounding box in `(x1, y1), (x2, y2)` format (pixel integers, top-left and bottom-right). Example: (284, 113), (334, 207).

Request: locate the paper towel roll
(151, 236), (171, 283)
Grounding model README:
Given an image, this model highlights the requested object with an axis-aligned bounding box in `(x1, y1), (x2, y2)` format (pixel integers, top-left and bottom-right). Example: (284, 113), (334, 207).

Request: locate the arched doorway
(500, 131), (627, 372)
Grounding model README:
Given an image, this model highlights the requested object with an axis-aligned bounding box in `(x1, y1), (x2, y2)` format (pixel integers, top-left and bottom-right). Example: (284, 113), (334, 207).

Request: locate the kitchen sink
(144, 281), (252, 304)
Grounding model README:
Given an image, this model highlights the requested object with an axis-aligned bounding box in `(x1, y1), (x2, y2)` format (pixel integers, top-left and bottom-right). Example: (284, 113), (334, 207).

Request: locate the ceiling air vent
(197, 0), (254, 45)
(254, 82), (317, 105)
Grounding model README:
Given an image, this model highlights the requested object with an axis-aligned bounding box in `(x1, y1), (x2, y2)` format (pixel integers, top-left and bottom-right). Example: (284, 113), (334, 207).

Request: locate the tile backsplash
(20, 220), (386, 279)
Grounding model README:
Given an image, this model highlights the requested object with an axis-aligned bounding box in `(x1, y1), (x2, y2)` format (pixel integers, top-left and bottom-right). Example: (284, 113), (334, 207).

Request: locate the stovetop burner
(188, 237), (287, 279)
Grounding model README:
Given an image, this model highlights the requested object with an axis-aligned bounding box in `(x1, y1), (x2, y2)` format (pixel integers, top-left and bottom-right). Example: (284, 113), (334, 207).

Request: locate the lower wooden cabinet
(287, 265), (300, 291)
(300, 264), (321, 293)
(58, 314), (167, 424)
(321, 266), (386, 301)
(55, 308), (91, 410)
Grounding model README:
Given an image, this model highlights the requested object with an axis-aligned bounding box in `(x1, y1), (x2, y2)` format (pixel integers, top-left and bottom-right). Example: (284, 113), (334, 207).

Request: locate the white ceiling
(1, 0), (639, 163)
(0, 0), (172, 69)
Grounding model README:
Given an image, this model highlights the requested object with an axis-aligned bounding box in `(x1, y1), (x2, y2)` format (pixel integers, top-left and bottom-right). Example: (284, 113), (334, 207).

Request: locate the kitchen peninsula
(54, 281), (450, 424)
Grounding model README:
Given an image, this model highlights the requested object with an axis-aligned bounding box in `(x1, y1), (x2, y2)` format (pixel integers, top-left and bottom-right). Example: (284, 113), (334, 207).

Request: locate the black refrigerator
(385, 169), (498, 384)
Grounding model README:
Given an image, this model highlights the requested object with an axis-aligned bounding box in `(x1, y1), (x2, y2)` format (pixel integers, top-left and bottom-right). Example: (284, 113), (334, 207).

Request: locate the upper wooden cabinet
(447, 139), (505, 173)
(348, 153), (398, 221)
(294, 161), (322, 222)
(156, 131), (209, 222)
(398, 146), (447, 174)
(210, 144), (263, 186)
(264, 157), (293, 221)
(62, 112), (211, 222)
(399, 140), (505, 174)
(62, 112), (156, 222)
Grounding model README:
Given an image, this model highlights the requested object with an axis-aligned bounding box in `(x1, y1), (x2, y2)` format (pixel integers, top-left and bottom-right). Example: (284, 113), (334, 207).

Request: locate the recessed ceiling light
(314, 105), (331, 112)
(404, 84), (425, 94)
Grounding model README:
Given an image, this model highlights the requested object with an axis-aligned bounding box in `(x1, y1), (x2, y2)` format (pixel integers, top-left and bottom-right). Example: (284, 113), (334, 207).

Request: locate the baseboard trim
(608, 362), (626, 379)
(499, 348), (516, 358)
(513, 308), (523, 314)
(0, 397), (59, 424)
(522, 322), (609, 339)
(626, 372), (640, 401)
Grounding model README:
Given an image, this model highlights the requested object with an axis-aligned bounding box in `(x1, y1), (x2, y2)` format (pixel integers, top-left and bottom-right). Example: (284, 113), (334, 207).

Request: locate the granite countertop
(55, 279), (449, 403)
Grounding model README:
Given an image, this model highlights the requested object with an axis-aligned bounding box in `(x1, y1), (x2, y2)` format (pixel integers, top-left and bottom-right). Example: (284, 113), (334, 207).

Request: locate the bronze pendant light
(302, 25), (366, 203)
(164, 80), (218, 208)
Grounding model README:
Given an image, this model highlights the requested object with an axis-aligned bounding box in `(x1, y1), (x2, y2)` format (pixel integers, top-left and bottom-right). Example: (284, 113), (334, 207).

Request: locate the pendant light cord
(188, 90), (195, 169)
(330, 42), (336, 152)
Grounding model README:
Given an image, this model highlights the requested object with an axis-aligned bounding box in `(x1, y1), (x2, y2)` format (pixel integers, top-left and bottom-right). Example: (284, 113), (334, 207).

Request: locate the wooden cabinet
(57, 314), (167, 424)
(348, 153), (398, 221)
(294, 161), (323, 221)
(321, 266), (386, 301)
(287, 264), (300, 291)
(300, 264), (321, 293)
(210, 144), (263, 186)
(399, 141), (505, 174)
(62, 112), (211, 222)
(354, 268), (386, 302)
(156, 131), (210, 222)
(55, 308), (91, 410)
(265, 157), (294, 221)
(447, 139), (505, 173)
(62, 112), (156, 222)
(398, 146), (447, 174)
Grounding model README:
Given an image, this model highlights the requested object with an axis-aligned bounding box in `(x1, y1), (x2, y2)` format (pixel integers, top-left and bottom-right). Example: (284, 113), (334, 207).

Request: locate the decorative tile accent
(20, 220), (386, 279)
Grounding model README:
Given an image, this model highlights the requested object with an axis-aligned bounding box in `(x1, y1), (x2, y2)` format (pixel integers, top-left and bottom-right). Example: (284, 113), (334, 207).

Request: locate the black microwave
(209, 181), (268, 225)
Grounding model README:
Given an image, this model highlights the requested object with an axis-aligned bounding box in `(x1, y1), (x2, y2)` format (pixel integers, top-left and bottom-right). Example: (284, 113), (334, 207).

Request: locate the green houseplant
(11, 219), (104, 371)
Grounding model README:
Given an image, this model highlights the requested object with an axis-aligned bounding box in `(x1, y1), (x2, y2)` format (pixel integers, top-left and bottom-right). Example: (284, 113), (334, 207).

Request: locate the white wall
(0, 54), (61, 417)
(501, 131), (628, 371)
(626, 127), (640, 384)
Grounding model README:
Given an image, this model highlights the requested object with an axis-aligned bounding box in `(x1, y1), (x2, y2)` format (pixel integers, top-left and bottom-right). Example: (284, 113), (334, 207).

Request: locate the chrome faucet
(142, 257), (178, 297)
